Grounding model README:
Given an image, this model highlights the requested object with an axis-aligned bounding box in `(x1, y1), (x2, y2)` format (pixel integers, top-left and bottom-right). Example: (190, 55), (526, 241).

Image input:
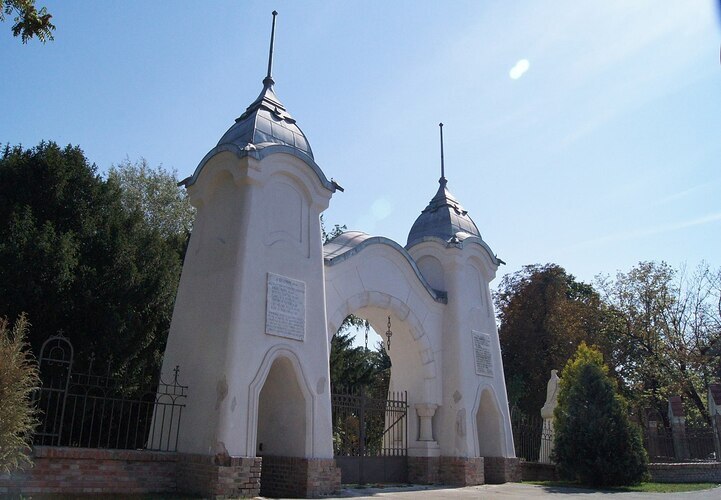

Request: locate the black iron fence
(331, 386), (408, 484)
(32, 334), (187, 452)
(643, 424), (716, 462)
(512, 405), (717, 464)
(331, 386), (407, 457)
(510, 407), (552, 463)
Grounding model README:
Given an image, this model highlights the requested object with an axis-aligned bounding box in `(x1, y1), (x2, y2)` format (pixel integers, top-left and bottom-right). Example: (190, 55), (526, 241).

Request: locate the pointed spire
(264, 11), (278, 87)
(439, 122), (447, 186)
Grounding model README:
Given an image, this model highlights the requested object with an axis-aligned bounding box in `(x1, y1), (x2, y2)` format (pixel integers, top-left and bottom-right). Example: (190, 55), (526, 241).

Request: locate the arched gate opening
(330, 313), (408, 484)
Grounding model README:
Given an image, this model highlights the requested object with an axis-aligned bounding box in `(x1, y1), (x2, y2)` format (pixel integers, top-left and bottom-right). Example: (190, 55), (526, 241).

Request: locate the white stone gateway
(156, 12), (518, 498)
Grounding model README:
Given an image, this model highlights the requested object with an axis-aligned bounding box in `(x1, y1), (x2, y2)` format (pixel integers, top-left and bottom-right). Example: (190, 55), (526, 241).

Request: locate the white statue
(539, 369), (559, 464)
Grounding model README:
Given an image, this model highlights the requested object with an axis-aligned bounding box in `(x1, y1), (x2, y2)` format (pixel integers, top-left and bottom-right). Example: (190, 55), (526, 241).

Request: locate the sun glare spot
(371, 198), (393, 220)
(509, 59), (530, 80)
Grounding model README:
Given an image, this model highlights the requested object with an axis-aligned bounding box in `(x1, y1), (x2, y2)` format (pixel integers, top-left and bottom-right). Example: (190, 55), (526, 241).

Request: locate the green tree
(329, 324), (391, 456)
(553, 342), (647, 487)
(0, 314), (39, 472)
(597, 261), (721, 424)
(320, 214), (345, 244)
(330, 328), (375, 392)
(329, 320), (391, 395)
(107, 158), (195, 240)
(0, 142), (185, 383)
(495, 264), (612, 418)
(1, 0), (54, 43)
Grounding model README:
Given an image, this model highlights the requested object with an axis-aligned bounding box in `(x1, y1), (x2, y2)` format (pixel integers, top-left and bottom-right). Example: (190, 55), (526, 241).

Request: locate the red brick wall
(519, 461), (721, 483)
(0, 447), (176, 496)
(408, 456), (440, 484)
(177, 453), (261, 498)
(0, 447), (263, 498)
(260, 456), (340, 498)
(483, 456), (522, 483)
(438, 456), (484, 486)
(520, 461), (558, 481)
(410, 456), (522, 485)
(648, 462), (721, 483)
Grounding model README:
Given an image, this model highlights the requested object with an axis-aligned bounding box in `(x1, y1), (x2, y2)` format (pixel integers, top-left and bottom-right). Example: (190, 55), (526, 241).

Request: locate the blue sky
(2, 0), (720, 288)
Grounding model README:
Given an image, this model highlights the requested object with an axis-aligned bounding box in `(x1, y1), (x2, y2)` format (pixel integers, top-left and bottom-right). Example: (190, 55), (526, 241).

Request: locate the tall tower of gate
(158, 12), (341, 498)
(404, 124), (518, 483)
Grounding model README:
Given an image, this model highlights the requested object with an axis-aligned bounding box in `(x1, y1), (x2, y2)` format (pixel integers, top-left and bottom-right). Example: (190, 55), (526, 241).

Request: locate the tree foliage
(495, 264), (612, 417)
(107, 158), (195, 240)
(0, 314), (39, 473)
(330, 311), (391, 392)
(330, 325), (391, 456)
(597, 261), (721, 424)
(330, 328), (389, 394)
(0, 142), (188, 383)
(553, 342), (648, 486)
(1, 0), (54, 43)
(320, 214), (346, 244)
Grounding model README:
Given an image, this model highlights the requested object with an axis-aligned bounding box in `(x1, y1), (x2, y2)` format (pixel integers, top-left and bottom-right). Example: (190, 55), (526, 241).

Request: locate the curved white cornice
(406, 234), (503, 268)
(323, 231), (447, 304)
(180, 143), (338, 193)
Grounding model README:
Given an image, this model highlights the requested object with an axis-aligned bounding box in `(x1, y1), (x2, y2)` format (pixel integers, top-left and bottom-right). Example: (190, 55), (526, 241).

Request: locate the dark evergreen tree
(553, 343), (648, 486)
(329, 329), (375, 392)
(0, 142), (187, 383)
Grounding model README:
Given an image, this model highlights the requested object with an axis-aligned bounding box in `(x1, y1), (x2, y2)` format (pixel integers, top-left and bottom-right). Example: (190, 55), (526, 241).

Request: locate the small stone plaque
(266, 273), (306, 341)
(472, 331), (492, 377)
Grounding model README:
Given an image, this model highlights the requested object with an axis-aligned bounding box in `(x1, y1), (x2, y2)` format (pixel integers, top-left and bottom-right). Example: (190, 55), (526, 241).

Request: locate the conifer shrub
(0, 314), (40, 472)
(552, 342), (648, 486)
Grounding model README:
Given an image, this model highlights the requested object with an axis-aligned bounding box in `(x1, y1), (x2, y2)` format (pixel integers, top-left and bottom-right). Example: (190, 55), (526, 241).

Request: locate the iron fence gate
(511, 407), (553, 462)
(32, 334), (187, 451)
(643, 425), (716, 462)
(331, 387), (408, 484)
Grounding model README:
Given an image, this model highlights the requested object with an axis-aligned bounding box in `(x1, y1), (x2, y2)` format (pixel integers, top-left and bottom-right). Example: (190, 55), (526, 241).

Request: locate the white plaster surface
(159, 137), (515, 464)
(159, 151), (334, 458)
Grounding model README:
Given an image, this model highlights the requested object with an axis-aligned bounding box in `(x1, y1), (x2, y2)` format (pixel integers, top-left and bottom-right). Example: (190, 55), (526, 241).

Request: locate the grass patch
(526, 480), (718, 493)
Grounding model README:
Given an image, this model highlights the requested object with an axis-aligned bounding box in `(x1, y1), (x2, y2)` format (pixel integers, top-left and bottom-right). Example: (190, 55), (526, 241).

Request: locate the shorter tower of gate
(404, 124), (519, 484)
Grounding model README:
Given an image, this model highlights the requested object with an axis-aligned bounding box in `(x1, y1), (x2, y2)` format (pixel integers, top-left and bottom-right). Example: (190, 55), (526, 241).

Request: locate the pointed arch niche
(474, 387), (505, 457)
(256, 356), (308, 457)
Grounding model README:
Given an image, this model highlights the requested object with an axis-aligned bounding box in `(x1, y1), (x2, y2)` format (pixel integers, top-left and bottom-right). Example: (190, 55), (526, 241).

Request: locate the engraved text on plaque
(472, 331), (493, 377)
(266, 273), (306, 341)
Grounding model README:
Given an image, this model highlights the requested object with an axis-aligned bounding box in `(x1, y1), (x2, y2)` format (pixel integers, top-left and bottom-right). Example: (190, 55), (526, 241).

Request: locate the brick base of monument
(0, 447), (177, 496)
(260, 456), (341, 498)
(483, 456), (522, 483)
(439, 456), (485, 486)
(177, 453), (261, 498)
(408, 456), (441, 484)
(520, 461), (558, 481)
(410, 456), (521, 486)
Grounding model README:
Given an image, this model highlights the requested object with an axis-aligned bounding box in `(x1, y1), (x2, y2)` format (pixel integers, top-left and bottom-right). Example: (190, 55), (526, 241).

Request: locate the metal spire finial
(439, 122), (446, 184)
(264, 11), (278, 86)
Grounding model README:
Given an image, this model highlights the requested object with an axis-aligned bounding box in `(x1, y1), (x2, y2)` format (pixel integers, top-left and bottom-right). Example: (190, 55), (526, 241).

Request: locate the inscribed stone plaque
(472, 331), (492, 377)
(266, 273), (306, 341)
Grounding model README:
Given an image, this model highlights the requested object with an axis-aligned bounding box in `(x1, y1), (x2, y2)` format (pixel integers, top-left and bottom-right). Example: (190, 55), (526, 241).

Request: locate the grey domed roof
(406, 177), (481, 248)
(216, 75), (313, 160)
